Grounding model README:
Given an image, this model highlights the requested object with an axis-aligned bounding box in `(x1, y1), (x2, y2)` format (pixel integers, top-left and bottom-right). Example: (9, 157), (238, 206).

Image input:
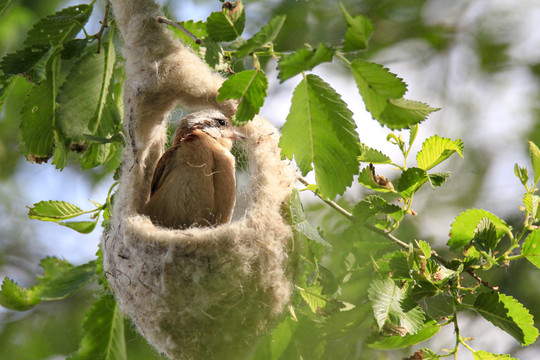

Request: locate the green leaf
(28, 200), (86, 221)
(368, 320), (440, 349)
(206, 1), (245, 42)
(0, 45), (50, 77)
(52, 130), (69, 170)
(217, 69), (267, 125)
(298, 285), (327, 313)
(59, 220), (98, 234)
(473, 292), (538, 346)
(277, 43), (334, 83)
(428, 172), (450, 187)
(447, 209), (510, 250)
(473, 350), (518, 360)
(522, 229), (540, 269)
(0, 278), (40, 311)
(523, 193), (540, 219)
(397, 167), (428, 198)
(417, 240), (431, 259)
(68, 293), (127, 360)
(473, 218), (499, 254)
(529, 141), (540, 186)
(358, 143), (392, 164)
(416, 135), (464, 170)
(37, 258), (96, 300)
(339, 3), (374, 51)
(279, 74), (360, 199)
(20, 75), (55, 159)
(235, 15), (286, 58)
(56, 46), (108, 140)
(350, 59), (407, 119)
(368, 278), (425, 334)
(203, 38), (225, 69)
(172, 20), (206, 50)
(88, 30), (116, 134)
(377, 98), (439, 130)
(0, 258), (96, 311)
(418, 349), (440, 360)
(353, 195), (403, 229)
(289, 189), (331, 247)
(23, 5), (92, 47)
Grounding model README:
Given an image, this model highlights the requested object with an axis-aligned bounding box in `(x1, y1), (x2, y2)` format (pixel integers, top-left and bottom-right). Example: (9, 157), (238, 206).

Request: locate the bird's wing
(149, 145), (179, 196)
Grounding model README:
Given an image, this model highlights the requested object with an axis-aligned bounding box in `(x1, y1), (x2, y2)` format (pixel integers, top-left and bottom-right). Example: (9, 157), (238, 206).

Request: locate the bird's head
(173, 110), (245, 149)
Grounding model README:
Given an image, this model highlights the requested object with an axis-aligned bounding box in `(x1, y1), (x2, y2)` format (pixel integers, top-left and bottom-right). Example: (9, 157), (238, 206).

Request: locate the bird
(142, 109), (244, 230)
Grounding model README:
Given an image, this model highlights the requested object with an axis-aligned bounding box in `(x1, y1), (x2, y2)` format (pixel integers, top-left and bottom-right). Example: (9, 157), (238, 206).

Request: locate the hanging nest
(102, 1), (297, 359)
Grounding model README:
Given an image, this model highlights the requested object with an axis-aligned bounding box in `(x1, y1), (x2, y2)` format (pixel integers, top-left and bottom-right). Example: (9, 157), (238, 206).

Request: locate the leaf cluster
(1, 2), (540, 360)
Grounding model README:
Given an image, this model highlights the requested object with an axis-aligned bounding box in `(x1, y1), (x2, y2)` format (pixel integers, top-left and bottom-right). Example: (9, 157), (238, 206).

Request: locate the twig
(93, 1), (110, 54)
(156, 16), (202, 44)
(297, 177), (498, 289)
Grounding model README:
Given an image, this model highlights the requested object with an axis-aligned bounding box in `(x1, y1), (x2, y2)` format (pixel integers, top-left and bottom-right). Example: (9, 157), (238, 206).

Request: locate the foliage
(0, 1), (539, 360)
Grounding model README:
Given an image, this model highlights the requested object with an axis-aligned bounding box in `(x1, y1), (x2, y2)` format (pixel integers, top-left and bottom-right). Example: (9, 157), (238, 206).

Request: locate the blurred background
(1, 0), (540, 359)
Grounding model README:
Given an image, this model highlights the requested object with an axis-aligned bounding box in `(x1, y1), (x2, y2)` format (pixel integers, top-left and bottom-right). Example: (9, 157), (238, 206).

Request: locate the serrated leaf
(172, 20), (206, 50)
(206, 1), (245, 42)
(447, 209), (509, 250)
(428, 172), (450, 187)
(279, 74), (360, 199)
(23, 5), (92, 47)
(56, 46), (108, 140)
(417, 240), (431, 259)
(0, 278), (40, 311)
(289, 189), (331, 247)
(358, 143), (392, 164)
(368, 320), (440, 349)
(397, 167), (428, 198)
(529, 141), (540, 186)
(353, 195), (403, 229)
(37, 257), (96, 300)
(0, 45), (50, 77)
(68, 293), (126, 360)
(20, 75), (55, 159)
(339, 3), (374, 51)
(235, 15), (286, 58)
(89, 31), (116, 134)
(350, 59), (407, 119)
(417, 135), (464, 170)
(298, 285), (326, 313)
(358, 166), (395, 193)
(418, 349), (440, 359)
(59, 220), (98, 234)
(0, 258), (96, 311)
(473, 350), (518, 360)
(378, 98), (439, 130)
(473, 218), (499, 254)
(523, 193), (540, 219)
(473, 292), (538, 345)
(277, 43), (334, 83)
(368, 278), (425, 334)
(203, 38), (225, 69)
(28, 200), (85, 221)
(217, 69), (267, 125)
(522, 229), (540, 269)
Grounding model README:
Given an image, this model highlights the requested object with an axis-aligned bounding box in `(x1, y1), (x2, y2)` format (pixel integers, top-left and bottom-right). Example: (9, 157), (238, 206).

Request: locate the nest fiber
(102, 1), (297, 359)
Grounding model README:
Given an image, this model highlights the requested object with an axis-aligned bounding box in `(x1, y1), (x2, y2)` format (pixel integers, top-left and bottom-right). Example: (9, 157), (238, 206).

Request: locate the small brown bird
(142, 110), (243, 229)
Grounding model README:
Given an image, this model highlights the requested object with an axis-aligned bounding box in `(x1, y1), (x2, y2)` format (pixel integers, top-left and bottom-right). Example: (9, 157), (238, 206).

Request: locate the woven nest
(102, 114), (297, 360)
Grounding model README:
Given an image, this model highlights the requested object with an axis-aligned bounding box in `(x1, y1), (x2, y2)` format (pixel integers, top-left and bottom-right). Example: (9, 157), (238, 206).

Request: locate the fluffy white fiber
(102, 1), (297, 359)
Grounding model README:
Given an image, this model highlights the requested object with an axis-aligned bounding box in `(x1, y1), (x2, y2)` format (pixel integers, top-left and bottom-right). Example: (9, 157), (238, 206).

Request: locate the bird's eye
(216, 119), (227, 126)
